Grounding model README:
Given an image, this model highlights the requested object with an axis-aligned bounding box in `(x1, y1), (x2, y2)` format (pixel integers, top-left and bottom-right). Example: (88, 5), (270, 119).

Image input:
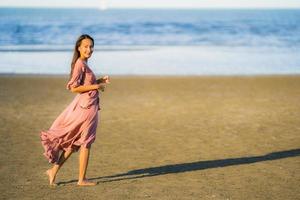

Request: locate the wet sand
(0, 75), (299, 200)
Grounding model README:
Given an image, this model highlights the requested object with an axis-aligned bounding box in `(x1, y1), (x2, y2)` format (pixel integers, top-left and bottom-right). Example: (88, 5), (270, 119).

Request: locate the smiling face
(78, 38), (94, 60)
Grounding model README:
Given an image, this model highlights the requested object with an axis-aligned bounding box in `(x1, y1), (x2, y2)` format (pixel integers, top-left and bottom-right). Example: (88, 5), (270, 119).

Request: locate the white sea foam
(1, 46), (299, 75)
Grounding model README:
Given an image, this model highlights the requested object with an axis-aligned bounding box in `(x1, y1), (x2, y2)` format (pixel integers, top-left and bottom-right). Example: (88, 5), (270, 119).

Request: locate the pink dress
(40, 58), (100, 164)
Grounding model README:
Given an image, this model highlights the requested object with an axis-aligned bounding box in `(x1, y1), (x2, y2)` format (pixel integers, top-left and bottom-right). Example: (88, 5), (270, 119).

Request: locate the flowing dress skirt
(40, 94), (99, 164)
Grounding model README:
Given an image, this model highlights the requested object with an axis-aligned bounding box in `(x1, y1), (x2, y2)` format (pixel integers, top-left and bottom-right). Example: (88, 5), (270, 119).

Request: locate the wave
(0, 8), (300, 47)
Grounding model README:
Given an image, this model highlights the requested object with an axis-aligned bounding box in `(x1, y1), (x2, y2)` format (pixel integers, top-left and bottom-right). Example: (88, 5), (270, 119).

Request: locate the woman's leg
(46, 150), (73, 185)
(78, 146), (96, 186)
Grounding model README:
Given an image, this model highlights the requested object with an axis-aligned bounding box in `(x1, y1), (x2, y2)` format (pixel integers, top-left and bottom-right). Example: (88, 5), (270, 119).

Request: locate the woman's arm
(70, 84), (102, 93)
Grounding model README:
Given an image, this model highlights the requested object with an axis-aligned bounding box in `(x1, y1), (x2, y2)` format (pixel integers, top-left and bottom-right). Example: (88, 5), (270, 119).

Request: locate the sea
(0, 8), (300, 75)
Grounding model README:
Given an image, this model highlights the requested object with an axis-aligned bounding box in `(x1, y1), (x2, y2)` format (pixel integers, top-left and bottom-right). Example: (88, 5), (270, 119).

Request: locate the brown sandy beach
(0, 75), (299, 200)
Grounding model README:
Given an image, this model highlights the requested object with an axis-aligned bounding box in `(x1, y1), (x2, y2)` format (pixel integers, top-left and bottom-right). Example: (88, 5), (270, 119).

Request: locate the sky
(0, 0), (300, 9)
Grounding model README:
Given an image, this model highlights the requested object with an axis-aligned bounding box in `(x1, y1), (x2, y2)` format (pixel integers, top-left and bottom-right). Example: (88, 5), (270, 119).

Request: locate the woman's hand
(96, 76), (110, 84)
(102, 75), (110, 84)
(96, 76), (110, 92)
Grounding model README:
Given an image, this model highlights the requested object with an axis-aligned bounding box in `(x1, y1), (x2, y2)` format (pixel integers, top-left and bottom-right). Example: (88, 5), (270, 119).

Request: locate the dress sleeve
(66, 60), (85, 90)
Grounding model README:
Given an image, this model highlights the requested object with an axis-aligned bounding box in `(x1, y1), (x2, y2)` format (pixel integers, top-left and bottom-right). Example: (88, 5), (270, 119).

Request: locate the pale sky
(1, 0), (300, 9)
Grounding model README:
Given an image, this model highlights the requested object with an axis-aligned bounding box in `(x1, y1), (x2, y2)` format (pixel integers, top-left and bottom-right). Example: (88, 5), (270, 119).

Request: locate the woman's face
(78, 38), (94, 59)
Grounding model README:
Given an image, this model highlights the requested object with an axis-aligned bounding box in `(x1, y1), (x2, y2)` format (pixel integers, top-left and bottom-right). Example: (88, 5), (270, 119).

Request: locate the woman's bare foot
(46, 169), (57, 186)
(77, 179), (97, 186)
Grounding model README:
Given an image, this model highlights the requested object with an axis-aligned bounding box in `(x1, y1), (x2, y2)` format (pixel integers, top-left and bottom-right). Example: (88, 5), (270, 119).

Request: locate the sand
(0, 75), (299, 200)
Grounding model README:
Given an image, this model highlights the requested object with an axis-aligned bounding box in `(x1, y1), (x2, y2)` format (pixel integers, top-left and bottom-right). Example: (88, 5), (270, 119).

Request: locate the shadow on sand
(57, 148), (300, 185)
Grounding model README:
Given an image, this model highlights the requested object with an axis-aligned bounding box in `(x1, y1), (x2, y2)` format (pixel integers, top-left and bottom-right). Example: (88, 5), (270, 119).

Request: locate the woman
(40, 34), (109, 186)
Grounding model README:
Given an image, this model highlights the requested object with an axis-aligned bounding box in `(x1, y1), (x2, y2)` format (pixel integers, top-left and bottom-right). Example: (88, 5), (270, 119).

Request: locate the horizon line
(1, 6), (300, 10)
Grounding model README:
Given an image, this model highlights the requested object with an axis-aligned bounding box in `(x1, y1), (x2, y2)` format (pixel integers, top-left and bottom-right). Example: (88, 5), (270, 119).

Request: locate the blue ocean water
(1, 8), (300, 47)
(0, 8), (300, 75)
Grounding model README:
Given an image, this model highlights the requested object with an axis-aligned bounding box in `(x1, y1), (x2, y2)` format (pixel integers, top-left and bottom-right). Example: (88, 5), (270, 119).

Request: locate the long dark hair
(69, 34), (94, 80)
